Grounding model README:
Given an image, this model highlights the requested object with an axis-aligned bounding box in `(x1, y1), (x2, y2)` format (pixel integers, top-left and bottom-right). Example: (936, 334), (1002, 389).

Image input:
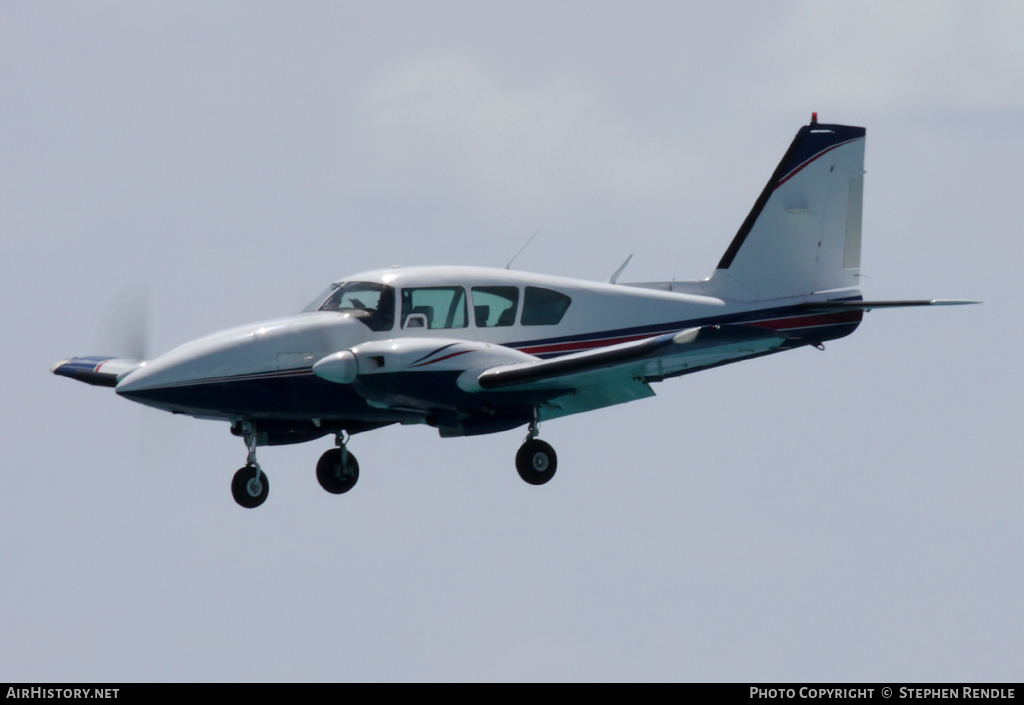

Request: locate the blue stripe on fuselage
(509, 298), (862, 357)
(115, 300), (861, 418)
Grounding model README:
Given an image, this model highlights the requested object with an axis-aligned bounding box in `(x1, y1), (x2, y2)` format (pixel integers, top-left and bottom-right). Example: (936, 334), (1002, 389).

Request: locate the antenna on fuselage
(607, 254), (633, 284)
(505, 230), (540, 269)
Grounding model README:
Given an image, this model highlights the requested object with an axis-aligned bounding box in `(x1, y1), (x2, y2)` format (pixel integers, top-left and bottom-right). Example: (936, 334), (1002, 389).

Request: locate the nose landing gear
(231, 425), (269, 508)
(515, 412), (557, 486)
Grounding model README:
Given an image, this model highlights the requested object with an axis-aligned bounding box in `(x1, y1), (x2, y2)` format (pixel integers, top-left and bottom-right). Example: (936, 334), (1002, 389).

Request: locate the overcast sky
(2, 1), (1019, 682)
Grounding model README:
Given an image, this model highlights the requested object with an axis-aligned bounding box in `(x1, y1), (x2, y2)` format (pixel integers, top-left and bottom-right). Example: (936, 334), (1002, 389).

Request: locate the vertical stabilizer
(706, 117), (866, 301)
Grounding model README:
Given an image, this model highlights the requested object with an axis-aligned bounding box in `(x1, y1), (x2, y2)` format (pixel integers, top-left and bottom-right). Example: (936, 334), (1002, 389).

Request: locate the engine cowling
(312, 338), (547, 436)
(311, 350), (358, 384)
(312, 338), (536, 389)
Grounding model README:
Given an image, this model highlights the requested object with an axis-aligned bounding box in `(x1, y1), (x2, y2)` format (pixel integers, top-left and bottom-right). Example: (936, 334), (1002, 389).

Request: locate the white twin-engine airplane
(53, 116), (974, 508)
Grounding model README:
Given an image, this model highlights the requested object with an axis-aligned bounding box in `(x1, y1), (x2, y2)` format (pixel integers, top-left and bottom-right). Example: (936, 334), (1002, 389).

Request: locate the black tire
(231, 465), (269, 508)
(516, 439), (557, 486)
(316, 447), (360, 494)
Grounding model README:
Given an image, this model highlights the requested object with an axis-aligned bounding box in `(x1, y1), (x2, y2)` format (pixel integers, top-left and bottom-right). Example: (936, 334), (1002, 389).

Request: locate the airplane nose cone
(114, 360), (170, 399)
(113, 312), (354, 416)
(115, 323), (265, 412)
(114, 357), (205, 411)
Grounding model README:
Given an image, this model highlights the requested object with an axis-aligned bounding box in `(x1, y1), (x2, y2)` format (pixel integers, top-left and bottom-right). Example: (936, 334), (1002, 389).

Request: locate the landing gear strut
(232, 424), (269, 508)
(515, 411), (557, 485)
(316, 431), (360, 494)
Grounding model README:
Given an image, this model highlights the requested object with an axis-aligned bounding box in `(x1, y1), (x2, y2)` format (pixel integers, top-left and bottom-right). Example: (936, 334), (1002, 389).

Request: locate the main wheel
(232, 464), (269, 508)
(316, 447), (360, 494)
(516, 439), (557, 485)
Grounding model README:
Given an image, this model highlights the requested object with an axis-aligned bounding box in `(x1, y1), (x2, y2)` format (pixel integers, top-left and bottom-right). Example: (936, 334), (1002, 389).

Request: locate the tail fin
(706, 116), (866, 301)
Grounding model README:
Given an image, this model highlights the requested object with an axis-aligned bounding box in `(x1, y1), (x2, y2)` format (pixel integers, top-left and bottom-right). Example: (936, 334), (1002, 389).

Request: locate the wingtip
(50, 356), (143, 387)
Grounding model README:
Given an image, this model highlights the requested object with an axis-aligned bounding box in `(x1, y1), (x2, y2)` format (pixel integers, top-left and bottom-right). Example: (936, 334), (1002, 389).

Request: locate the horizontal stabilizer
(800, 299), (980, 313)
(51, 356), (145, 388)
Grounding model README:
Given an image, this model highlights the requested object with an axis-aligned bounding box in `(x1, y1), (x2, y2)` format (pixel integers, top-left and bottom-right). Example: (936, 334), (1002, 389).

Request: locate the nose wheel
(231, 423), (269, 508)
(516, 412), (557, 485)
(232, 464), (269, 508)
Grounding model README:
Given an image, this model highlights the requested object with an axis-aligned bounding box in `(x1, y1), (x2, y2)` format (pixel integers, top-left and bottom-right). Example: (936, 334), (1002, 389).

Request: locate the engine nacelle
(312, 338), (536, 387)
(313, 338), (540, 422)
(311, 350), (358, 384)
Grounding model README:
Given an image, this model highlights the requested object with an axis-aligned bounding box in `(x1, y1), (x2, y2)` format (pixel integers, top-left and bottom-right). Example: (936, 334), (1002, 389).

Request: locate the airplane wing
(312, 326), (791, 433)
(476, 325), (784, 389)
(468, 325), (791, 421)
(51, 356), (145, 387)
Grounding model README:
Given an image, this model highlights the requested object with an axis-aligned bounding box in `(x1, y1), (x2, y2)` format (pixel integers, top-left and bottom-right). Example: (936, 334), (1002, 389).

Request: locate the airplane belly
(349, 369), (564, 436)
(117, 367), (416, 424)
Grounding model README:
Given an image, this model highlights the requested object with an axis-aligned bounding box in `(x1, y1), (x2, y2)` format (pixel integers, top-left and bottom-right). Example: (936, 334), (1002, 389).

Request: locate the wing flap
(637, 326), (791, 380)
(539, 374), (656, 422)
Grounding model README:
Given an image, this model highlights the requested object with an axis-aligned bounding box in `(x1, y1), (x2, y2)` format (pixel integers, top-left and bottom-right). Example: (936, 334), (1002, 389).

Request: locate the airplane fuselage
(114, 265), (862, 443)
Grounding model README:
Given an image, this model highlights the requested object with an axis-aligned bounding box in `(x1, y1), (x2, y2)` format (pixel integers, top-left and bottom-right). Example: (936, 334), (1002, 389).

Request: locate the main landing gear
(316, 431), (360, 495)
(515, 412), (557, 486)
(229, 418), (554, 507)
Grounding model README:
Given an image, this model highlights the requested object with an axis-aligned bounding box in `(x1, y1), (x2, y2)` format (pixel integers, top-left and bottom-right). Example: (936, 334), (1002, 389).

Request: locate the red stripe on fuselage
(748, 310), (862, 331)
(517, 332), (654, 357)
(514, 310), (861, 358)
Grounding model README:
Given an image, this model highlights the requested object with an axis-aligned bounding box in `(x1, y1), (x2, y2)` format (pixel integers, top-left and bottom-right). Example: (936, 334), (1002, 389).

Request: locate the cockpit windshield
(301, 284), (341, 313)
(302, 281), (395, 331)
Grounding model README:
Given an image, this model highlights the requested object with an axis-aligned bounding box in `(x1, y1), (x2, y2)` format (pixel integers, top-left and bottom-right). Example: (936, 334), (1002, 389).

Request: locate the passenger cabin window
(471, 286), (519, 327)
(315, 282), (395, 332)
(401, 286), (468, 329)
(521, 286), (571, 326)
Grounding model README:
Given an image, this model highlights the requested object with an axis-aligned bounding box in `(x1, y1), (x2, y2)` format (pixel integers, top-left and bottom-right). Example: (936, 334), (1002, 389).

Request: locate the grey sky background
(1, 1), (1019, 682)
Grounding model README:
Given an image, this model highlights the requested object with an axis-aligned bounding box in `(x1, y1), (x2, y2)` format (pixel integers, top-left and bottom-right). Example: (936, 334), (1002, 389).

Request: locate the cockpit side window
(471, 286), (519, 327)
(521, 286), (572, 325)
(401, 287), (468, 329)
(316, 282), (395, 331)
